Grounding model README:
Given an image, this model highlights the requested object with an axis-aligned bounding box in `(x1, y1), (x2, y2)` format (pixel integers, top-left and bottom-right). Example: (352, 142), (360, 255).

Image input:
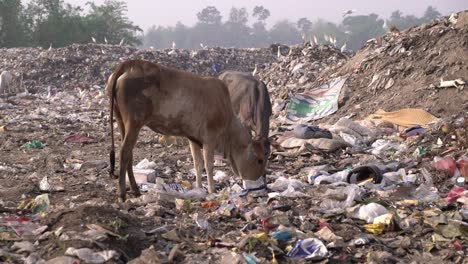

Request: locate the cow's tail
(108, 63), (127, 176)
(255, 81), (272, 139)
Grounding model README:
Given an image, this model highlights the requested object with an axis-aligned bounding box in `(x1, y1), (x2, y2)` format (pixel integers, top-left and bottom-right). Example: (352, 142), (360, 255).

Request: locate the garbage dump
(0, 44), (276, 95)
(0, 11), (467, 264)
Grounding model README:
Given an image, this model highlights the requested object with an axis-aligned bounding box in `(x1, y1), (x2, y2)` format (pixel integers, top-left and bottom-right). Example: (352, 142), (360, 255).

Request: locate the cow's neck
(225, 118), (250, 168)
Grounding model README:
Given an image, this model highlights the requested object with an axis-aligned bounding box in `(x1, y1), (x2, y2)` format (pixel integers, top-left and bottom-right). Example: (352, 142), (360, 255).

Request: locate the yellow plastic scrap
(252, 232), (269, 242)
(271, 251), (278, 264)
(0, 125), (6, 132)
(364, 223), (385, 234)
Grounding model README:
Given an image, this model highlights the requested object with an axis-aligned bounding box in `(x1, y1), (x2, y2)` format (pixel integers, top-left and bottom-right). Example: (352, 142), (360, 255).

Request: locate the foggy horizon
(63, 0), (468, 30)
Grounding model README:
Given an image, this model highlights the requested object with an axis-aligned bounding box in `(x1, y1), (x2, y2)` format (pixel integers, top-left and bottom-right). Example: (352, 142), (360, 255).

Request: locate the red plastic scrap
(444, 187), (468, 204)
(449, 241), (463, 250)
(432, 157), (457, 176)
(261, 217), (278, 232)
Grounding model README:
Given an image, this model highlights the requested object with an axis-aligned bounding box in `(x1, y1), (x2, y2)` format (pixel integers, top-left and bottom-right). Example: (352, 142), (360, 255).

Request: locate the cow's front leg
(189, 141), (203, 189)
(203, 146), (215, 193)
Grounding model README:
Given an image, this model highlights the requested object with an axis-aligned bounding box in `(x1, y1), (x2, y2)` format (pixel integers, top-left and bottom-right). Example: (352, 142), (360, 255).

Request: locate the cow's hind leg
(119, 122), (141, 202)
(203, 145), (215, 193)
(111, 109), (125, 179)
(189, 141), (204, 189)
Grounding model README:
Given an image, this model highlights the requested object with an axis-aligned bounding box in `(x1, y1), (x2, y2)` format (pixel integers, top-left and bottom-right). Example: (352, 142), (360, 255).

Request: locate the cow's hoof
(119, 195), (126, 203)
(109, 171), (118, 179)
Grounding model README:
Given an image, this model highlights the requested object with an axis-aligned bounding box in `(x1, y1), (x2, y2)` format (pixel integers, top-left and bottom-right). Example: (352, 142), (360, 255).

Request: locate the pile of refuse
(0, 44), (276, 93)
(317, 10), (468, 122)
(262, 11), (468, 129)
(256, 43), (348, 107)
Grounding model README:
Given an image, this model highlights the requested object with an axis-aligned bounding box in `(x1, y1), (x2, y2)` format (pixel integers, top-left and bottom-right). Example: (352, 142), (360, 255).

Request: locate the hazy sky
(64, 0), (468, 31)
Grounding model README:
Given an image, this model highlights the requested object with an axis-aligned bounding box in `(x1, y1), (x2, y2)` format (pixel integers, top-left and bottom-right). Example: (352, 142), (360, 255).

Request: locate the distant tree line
(0, 1), (442, 51)
(0, 0), (141, 48)
(143, 5), (442, 51)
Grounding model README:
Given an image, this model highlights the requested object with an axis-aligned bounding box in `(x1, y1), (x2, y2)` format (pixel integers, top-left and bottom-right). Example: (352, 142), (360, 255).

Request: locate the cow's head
(230, 139), (267, 181)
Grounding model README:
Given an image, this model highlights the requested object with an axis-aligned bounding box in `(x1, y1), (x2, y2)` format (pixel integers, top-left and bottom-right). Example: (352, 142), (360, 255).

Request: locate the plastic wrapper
(320, 185), (361, 211)
(287, 238), (328, 260)
(413, 184), (440, 203)
(354, 203), (389, 223)
(65, 247), (119, 263)
(268, 176), (307, 192)
(314, 170), (349, 185)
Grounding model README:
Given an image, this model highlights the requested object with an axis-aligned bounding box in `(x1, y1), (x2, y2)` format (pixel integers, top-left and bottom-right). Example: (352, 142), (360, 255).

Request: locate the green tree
(196, 6), (222, 25)
(192, 6), (224, 48)
(23, 0), (87, 47)
(85, 0), (142, 46)
(0, 0), (25, 47)
(228, 7), (248, 25)
(269, 20), (301, 45)
(386, 10), (419, 31)
(251, 6), (270, 47)
(421, 6), (441, 21)
(143, 25), (171, 49)
(297, 17), (313, 35)
(224, 7), (250, 47)
(252, 5), (270, 22)
(172, 22), (191, 49)
(251, 22), (269, 47)
(343, 14), (385, 51)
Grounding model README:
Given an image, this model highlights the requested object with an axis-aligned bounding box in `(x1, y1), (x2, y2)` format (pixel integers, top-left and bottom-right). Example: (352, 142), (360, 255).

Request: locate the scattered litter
(287, 238), (328, 260)
(20, 140), (43, 149)
(65, 247), (119, 263)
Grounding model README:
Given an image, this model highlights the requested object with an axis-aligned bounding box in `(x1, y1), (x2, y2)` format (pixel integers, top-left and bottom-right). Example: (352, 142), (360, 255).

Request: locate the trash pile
(0, 44), (276, 94)
(316, 10), (468, 122)
(0, 11), (467, 264)
(256, 44), (348, 121)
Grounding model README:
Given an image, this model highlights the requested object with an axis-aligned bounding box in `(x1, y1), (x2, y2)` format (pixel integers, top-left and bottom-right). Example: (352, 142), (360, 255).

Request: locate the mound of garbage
(259, 11), (467, 129)
(320, 10), (468, 122)
(256, 44), (349, 121)
(0, 44), (276, 93)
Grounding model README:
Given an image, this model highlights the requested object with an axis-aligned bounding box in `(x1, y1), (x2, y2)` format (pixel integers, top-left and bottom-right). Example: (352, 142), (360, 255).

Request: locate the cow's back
(219, 71), (272, 138)
(114, 61), (234, 147)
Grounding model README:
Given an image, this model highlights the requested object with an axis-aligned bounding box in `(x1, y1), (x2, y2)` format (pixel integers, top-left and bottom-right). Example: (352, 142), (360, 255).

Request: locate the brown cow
(107, 60), (266, 201)
(218, 71), (272, 159)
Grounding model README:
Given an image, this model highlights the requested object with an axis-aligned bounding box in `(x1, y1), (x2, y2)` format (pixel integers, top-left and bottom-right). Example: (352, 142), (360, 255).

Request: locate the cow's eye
(258, 159), (263, 164)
